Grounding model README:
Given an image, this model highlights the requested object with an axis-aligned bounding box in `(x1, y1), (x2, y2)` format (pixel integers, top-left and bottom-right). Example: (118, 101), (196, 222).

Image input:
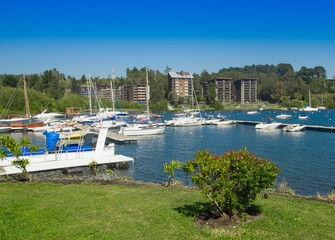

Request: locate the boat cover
(43, 131), (60, 151)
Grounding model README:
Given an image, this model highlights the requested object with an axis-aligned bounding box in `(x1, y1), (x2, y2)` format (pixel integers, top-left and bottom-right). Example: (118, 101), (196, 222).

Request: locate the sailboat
(119, 68), (165, 136)
(300, 90), (318, 112)
(0, 74), (44, 129)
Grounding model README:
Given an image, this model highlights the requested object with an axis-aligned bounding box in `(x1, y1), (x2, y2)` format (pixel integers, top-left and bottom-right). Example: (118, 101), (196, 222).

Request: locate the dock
(235, 120), (335, 132)
(106, 132), (138, 144)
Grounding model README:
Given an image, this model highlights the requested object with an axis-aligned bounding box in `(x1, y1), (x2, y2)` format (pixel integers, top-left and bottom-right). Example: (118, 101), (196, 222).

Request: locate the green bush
(182, 149), (281, 218)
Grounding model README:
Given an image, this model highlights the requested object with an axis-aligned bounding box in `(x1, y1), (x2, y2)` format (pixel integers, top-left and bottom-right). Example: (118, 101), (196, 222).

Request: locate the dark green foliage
(150, 99), (168, 112)
(210, 100), (224, 110)
(2, 75), (19, 87)
(182, 149), (281, 218)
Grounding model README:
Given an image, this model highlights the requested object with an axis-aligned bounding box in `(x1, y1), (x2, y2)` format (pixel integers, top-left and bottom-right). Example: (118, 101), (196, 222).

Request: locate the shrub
(163, 160), (181, 186)
(182, 149), (281, 218)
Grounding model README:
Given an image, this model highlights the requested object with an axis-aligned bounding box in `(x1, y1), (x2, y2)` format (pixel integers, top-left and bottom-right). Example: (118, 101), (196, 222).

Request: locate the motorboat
(215, 115), (234, 125)
(203, 115), (220, 125)
(247, 110), (258, 115)
(164, 113), (186, 126)
(299, 114), (308, 120)
(283, 124), (306, 132)
(255, 117), (282, 130)
(34, 110), (65, 121)
(276, 114), (292, 119)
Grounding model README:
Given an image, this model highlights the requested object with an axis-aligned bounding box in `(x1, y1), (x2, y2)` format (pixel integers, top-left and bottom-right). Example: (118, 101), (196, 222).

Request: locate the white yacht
(255, 117), (282, 130)
(283, 124), (306, 132)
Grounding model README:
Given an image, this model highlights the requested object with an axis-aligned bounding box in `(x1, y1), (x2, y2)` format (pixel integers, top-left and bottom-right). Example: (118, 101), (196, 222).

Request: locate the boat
(0, 74), (44, 130)
(215, 115), (235, 125)
(300, 90), (318, 112)
(0, 125), (11, 133)
(276, 114), (292, 119)
(0, 126), (134, 176)
(173, 110), (204, 127)
(203, 115), (220, 125)
(164, 113), (186, 126)
(247, 111), (258, 115)
(299, 114), (308, 120)
(283, 124), (306, 132)
(34, 110), (65, 121)
(255, 117), (282, 130)
(119, 68), (165, 136)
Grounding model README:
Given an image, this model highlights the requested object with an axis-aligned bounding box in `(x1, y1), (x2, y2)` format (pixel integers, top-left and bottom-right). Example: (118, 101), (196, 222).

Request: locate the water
(6, 110), (335, 196)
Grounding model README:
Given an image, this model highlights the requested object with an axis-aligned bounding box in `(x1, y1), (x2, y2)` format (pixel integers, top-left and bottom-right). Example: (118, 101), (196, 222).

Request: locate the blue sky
(1, 0), (334, 79)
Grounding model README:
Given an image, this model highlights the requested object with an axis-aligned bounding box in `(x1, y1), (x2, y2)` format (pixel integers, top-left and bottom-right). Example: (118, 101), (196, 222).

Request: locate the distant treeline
(1, 64), (335, 114)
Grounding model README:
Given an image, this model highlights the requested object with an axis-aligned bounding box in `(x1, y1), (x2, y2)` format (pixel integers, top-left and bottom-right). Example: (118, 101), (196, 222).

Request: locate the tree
(2, 75), (19, 88)
(270, 81), (286, 103)
(164, 66), (172, 75)
(206, 82), (217, 104)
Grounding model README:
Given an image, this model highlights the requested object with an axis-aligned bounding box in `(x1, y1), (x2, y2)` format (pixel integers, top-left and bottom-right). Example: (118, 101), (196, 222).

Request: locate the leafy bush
(163, 160), (181, 186)
(182, 149), (281, 218)
(0, 135), (39, 181)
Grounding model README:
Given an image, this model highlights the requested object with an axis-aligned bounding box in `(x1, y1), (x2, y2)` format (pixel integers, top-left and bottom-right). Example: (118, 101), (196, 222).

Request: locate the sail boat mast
(111, 65), (116, 114)
(146, 68), (150, 122)
(23, 73), (31, 123)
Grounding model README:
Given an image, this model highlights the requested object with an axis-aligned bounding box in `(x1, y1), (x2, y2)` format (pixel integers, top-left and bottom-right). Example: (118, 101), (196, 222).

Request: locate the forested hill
(0, 64), (335, 114)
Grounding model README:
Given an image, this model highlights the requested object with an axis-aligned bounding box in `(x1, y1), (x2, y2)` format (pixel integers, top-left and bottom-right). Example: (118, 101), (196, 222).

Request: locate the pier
(106, 132), (138, 144)
(235, 120), (335, 132)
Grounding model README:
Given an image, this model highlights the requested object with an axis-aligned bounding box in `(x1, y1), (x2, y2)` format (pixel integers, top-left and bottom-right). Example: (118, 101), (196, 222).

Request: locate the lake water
(7, 109), (335, 196)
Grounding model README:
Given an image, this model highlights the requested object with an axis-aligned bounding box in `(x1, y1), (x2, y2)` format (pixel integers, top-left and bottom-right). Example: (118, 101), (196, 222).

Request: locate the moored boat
(283, 124), (305, 132)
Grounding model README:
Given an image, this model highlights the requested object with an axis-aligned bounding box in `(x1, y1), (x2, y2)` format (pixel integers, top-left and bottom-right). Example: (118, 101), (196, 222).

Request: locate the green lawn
(0, 182), (334, 240)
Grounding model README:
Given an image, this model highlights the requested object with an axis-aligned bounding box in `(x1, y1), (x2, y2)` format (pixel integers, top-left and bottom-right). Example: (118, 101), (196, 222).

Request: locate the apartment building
(120, 84), (147, 103)
(203, 78), (257, 103)
(168, 71), (193, 98)
(234, 78), (257, 103)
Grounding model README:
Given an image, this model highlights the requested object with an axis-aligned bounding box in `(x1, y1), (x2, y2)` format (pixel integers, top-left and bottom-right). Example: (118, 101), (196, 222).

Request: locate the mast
(88, 74), (92, 115)
(309, 89), (311, 107)
(23, 73), (31, 123)
(146, 68), (150, 122)
(111, 65), (116, 114)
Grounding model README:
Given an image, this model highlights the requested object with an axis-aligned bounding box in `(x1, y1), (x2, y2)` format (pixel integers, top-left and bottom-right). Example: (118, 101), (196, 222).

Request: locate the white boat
(255, 117), (282, 130)
(203, 115), (220, 125)
(34, 110), (65, 121)
(119, 124), (165, 136)
(0, 126), (11, 133)
(300, 90), (318, 112)
(164, 113), (186, 126)
(247, 111), (258, 115)
(276, 114), (292, 119)
(299, 114), (308, 120)
(0, 126), (134, 176)
(215, 115), (234, 125)
(317, 106), (326, 111)
(119, 68), (165, 136)
(173, 116), (204, 127)
(283, 124), (305, 132)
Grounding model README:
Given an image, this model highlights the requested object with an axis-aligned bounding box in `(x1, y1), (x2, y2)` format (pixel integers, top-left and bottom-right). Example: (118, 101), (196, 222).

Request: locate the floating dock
(106, 132), (138, 144)
(235, 120), (335, 132)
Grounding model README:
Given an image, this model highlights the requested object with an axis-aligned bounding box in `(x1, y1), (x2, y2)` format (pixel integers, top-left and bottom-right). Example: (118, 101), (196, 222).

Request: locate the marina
(1, 109), (335, 196)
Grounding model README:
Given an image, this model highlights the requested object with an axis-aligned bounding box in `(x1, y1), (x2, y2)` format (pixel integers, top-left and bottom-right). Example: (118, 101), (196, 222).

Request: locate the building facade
(120, 84), (147, 103)
(234, 78), (257, 103)
(168, 71), (193, 98)
(203, 78), (257, 103)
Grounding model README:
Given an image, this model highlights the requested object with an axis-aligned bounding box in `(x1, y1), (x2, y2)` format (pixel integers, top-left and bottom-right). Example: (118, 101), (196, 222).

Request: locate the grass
(0, 182), (334, 240)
